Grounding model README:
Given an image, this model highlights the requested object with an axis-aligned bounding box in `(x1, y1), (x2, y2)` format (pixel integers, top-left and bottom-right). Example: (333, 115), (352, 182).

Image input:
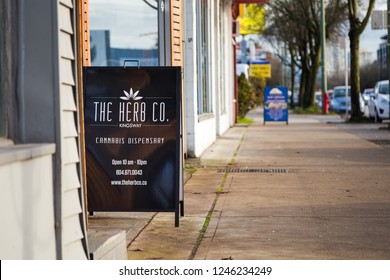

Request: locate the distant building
(377, 35), (388, 80)
(326, 37), (348, 76)
(326, 36), (377, 78)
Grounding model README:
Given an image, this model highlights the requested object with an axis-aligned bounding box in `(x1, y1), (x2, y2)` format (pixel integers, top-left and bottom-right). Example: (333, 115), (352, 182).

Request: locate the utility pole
(345, 35), (349, 118)
(320, 0), (327, 114)
(388, 0), (390, 128)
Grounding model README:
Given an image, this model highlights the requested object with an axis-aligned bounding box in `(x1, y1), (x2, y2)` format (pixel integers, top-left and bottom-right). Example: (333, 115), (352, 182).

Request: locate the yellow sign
(238, 4), (265, 35)
(250, 63), (271, 78)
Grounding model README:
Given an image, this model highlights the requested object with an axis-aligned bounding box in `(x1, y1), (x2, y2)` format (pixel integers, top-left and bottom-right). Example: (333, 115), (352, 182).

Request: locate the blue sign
(249, 59), (270, 65)
(264, 86), (288, 124)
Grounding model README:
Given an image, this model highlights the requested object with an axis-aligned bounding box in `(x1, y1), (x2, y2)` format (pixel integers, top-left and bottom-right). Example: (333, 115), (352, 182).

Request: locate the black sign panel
(83, 67), (181, 219)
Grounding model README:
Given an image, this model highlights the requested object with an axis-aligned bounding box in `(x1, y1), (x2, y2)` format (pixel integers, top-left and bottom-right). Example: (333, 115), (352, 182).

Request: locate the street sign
(250, 62), (271, 78)
(238, 4), (266, 35)
(264, 86), (288, 124)
(371, 10), (388, 30)
(234, 0), (268, 3)
(83, 67), (182, 226)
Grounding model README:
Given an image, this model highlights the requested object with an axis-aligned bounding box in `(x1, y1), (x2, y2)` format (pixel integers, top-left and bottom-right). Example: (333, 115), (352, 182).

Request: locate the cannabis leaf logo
(121, 88), (143, 101)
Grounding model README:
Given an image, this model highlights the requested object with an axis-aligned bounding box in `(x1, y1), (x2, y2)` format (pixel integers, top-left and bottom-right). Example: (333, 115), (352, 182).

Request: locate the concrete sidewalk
(90, 108), (390, 260)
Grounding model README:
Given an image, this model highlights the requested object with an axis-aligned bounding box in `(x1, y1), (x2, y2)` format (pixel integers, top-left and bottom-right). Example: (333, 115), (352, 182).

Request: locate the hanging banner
(264, 86), (288, 124)
(83, 67), (181, 226)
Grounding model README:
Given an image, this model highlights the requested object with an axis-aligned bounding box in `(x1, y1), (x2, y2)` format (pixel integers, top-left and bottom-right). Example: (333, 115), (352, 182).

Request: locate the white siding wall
(0, 0), (87, 260)
(0, 145), (56, 259)
(58, 0), (88, 259)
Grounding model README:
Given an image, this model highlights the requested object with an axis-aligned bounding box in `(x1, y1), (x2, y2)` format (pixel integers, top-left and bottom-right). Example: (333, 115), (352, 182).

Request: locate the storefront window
(196, 0), (212, 115)
(89, 0), (161, 66)
(0, 0), (17, 138)
(218, 1), (226, 115)
(0, 2), (5, 137)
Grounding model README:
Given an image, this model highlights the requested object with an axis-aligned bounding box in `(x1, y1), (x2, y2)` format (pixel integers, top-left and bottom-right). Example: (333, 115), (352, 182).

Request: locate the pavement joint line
(209, 175), (234, 246)
(188, 127), (248, 260)
(126, 212), (158, 250)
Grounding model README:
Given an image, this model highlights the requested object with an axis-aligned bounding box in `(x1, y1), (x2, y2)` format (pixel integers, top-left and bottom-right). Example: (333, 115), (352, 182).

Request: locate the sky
(360, 0), (387, 55)
(253, 1), (388, 61)
(90, 0), (158, 49)
(88, 0), (386, 61)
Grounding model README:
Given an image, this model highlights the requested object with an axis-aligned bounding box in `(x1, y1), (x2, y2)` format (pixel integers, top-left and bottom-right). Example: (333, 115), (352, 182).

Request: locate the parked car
(368, 80), (389, 122)
(330, 86), (364, 114)
(362, 88), (374, 105)
(330, 86), (351, 114)
(315, 91), (322, 108)
(327, 89), (334, 101)
(360, 93), (365, 114)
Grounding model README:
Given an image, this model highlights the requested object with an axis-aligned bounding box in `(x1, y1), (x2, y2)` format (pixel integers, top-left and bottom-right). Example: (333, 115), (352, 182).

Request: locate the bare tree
(265, 0), (347, 108)
(142, 0), (158, 10)
(347, 0), (376, 121)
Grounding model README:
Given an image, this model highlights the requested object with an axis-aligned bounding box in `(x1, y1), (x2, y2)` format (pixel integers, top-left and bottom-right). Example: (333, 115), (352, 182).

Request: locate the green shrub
(249, 76), (266, 105)
(238, 74), (256, 117)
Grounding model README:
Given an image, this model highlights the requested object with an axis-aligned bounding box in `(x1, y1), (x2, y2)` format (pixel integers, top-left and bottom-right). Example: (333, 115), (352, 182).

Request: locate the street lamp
(388, 0), (390, 128)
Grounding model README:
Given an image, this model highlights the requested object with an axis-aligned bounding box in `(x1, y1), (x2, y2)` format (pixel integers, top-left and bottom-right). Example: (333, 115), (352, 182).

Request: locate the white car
(368, 80), (389, 122)
(315, 91), (322, 108)
(362, 88), (374, 105)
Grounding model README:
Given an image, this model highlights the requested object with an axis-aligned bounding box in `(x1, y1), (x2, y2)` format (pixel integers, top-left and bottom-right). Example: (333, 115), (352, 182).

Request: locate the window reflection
(197, 0), (211, 114)
(89, 0), (159, 66)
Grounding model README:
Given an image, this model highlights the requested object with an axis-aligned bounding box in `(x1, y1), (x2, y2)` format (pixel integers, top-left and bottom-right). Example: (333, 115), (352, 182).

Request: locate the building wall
(0, 0), (88, 259)
(171, 0), (183, 67)
(378, 41), (388, 80)
(184, 0), (234, 157)
(0, 145), (56, 259)
(219, 2), (235, 132)
(326, 37), (347, 76)
(212, 0), (234, 136)
(184, 0), (197, 155)
(58, 0), (88, 259)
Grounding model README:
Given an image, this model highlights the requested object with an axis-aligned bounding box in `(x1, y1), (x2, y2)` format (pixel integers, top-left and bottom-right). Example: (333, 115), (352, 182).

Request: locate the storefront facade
(184, 0), (235, 157)
(83, 0), (235, 158)
(0, 0), (88, 259)
(0, 0), (235, 259)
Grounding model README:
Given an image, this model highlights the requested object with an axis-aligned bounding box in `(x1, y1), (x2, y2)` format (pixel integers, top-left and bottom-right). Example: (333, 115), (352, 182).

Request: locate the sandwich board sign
(264, 86), (288, 125)
(83, 67), (182, 226)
